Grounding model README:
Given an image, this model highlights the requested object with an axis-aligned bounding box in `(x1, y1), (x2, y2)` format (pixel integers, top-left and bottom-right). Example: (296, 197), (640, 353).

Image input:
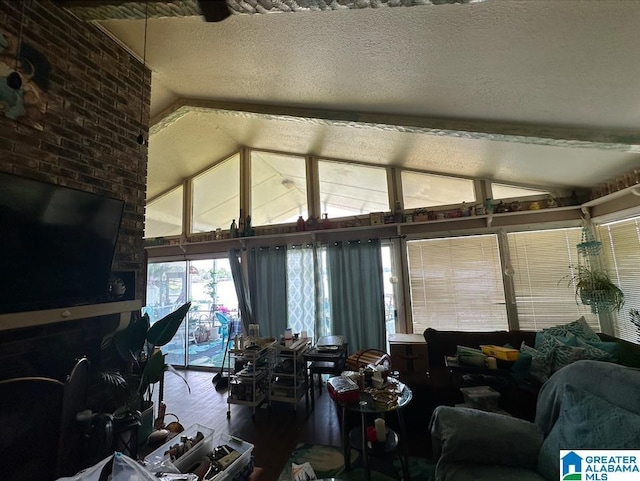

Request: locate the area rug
(277, 443), (435, 481)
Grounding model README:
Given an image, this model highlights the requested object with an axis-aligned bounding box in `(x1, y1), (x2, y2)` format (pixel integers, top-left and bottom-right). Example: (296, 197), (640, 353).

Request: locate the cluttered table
(328, 375), (412, 481)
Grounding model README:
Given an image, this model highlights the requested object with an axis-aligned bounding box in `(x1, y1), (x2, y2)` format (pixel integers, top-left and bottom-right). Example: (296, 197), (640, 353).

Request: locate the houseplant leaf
(113, 311), (150, 362)
(166, 363), (191, 394)
(147, 302), (192, 347)
(142, 348), (166, 387)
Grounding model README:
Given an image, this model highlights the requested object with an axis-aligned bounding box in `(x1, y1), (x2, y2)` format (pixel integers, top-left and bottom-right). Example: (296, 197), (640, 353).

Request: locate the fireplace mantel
(0, 299), (142, 332)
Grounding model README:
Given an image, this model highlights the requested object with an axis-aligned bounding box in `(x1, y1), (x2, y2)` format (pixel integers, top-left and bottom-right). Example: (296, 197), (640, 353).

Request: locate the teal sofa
(429, 360), (640, 481)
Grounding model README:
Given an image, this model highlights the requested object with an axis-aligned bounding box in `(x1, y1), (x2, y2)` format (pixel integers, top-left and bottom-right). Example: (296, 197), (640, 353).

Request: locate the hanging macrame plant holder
(579, 288), (622, 314)
(576, 226), (602, 257)
(571, 224), (623, 314)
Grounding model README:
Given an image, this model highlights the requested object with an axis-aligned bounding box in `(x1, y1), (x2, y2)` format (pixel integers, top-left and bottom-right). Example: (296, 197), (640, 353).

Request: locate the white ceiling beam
(151, 98), (640, 153)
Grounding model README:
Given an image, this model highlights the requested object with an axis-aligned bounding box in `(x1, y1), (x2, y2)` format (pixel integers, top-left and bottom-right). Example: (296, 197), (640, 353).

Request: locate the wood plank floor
(157, 368), (432, 481)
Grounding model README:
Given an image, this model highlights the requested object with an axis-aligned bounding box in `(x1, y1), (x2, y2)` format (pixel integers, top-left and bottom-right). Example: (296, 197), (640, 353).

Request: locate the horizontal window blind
(597, 217), (640, 343)
(507, 228), (599, 332)
(407, 235), (508, 333)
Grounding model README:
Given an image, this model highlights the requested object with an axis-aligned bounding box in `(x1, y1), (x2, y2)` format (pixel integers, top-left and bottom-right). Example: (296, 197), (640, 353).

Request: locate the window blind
(507, 228), (600, 332)
(407, 235), (508, 333)
(597, 216), (640, 343)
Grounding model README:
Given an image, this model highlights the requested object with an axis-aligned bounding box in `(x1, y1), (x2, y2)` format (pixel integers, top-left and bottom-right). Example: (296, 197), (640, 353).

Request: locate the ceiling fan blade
(199, 0), (232, 22)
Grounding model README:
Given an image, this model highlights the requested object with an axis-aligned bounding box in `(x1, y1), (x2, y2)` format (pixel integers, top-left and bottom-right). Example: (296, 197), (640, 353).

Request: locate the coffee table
(337, 379), (412, 481)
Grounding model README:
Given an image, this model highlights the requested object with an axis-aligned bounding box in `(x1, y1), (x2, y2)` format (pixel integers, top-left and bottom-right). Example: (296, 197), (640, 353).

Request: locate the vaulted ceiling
(63, 0), (640, 201)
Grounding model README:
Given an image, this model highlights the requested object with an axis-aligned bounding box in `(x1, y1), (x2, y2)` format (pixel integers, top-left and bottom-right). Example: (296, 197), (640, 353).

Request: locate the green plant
(563, 265), (625, 314)
(630, 309), (640, 342)
(105, 302), (192, 413)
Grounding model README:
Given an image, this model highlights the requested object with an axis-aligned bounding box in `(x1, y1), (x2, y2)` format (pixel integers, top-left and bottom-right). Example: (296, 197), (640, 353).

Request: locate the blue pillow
(520, 342), (553, 383)
(537, 385), (640, 481)
(510, 350), (532, 383)
(543, 316), (600, 342)
(584, 339), (619, 362)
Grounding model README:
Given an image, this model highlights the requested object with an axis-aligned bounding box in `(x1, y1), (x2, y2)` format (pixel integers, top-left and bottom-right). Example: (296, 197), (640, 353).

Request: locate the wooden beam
(57, 0), (202, 21)
(151, 98), (640, 153)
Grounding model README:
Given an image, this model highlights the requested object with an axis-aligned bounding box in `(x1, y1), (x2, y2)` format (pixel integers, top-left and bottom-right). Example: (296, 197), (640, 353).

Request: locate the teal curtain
(228, 249), (253, 332)
(327, 239), (386, 353)
(248, 246), (288, 338)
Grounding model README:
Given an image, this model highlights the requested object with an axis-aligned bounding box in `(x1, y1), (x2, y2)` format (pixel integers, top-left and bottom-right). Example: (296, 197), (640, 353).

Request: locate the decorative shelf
(145, 205), (589, 258)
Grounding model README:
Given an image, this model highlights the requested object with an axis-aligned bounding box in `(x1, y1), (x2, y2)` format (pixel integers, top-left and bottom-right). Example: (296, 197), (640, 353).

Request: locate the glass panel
(146, 261), (188, 367)
(192, 153), (240, 233)
(318, 160), (388, 218)
(407, 235), (508, 333)
(382, 244), (397, 347)
(186, 258), (240, 367)
(146, 259), (240, 368)
(492, 183), (548, 200)
(402, 171), (475, 209)
(507, 228), (599, 331)
(251, 151), (308, 226)
(145, 185), (183, 238)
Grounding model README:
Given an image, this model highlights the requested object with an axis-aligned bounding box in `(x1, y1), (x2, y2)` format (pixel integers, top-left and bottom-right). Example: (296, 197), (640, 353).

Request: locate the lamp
(137, 2), (149, 145)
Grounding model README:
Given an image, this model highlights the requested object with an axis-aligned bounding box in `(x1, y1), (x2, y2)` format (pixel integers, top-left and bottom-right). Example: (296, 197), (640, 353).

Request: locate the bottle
(393, 200), (403, 223)
(484, 198), (494, 215)
(238, 210), (245, 237)
(296, 216), (305, 232)
(306, 215), (317, 231)
(245, 215), (252, 236)
(230, 219), (238, 238)
(322, 213), (331, 229)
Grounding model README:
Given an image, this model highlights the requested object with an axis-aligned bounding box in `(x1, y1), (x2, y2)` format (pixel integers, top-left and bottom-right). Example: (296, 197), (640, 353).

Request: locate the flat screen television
(0, 172), (125, 314)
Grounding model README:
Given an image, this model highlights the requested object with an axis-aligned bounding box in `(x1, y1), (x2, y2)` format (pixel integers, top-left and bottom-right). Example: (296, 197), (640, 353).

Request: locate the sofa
(422, 324), (640, 421)
(429, 360), (640, 480)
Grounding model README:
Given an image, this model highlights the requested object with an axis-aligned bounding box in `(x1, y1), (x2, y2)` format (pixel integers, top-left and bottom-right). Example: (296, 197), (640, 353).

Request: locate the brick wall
(0, 4), (150, 477)
(0, 0), (148, 300)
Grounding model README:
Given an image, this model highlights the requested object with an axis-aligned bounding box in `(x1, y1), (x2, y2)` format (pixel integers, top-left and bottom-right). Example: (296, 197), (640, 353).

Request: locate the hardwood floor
(157, 368), (432, 481)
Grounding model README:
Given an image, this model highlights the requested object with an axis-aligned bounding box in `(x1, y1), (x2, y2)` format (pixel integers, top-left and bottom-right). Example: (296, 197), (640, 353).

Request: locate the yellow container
(480, 345), (519, 361)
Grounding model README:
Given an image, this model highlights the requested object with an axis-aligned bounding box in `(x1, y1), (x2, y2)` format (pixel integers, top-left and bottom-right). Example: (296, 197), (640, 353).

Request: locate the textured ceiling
(87, 0), (640, 200)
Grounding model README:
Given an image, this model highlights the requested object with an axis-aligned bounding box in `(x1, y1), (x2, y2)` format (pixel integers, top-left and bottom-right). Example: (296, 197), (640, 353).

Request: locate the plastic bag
(112, 452), (158, 480)
(56, 452), (160, 481)
(55, 456), (112, 481)
(291, 462), (316, 481)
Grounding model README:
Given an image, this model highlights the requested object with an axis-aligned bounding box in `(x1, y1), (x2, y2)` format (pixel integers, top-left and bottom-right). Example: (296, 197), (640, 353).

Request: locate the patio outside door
(146, 258), (240, 368)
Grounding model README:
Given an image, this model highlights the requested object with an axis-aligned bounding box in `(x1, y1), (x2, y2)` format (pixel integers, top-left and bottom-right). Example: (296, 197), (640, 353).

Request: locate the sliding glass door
(146, 257), (239, 368)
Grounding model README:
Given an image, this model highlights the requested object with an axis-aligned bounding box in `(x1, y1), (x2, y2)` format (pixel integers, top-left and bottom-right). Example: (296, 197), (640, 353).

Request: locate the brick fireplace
(0, 1), (149, 478)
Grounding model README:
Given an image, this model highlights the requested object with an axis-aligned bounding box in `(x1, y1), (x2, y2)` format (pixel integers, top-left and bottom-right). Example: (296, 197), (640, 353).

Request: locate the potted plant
(564, 265), (624, 314)
(100, 301), (192, 450)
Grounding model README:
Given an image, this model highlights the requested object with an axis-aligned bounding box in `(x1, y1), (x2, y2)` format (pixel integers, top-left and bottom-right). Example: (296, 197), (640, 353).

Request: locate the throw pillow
(535, 332), (613, 372)
(510, 350), (532, 383)
(574, 337), (614, 362)
(543, 316), (600, 342)
(537, 385), (640, 481)
(520, 342), (553, 383)
(582, 339), (619, 362)
(535, 331), (578, 349)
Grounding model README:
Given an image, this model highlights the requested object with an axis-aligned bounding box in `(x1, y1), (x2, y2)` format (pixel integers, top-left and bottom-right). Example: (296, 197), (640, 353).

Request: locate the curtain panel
(228, 249), (254, 332)
(247, 246), (288, 338)
(327, 239), (386, 353)
(286, 243), (328, 342)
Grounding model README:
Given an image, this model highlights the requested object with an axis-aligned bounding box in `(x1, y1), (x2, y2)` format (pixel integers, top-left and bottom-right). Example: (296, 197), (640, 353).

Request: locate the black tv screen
(0, 173), (125, 314)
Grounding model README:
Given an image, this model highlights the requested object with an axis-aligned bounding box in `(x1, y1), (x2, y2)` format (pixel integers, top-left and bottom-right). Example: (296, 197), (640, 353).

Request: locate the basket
(346, 348), (392, 378)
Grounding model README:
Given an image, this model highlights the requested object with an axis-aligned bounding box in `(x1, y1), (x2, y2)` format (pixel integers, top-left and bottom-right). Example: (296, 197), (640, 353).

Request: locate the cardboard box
(389, 334), (428, 374)
(480, 345), (519, 361)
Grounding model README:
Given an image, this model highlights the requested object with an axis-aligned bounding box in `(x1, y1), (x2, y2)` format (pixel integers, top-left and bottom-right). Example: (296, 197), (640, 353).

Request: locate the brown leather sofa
(421, 328), (640, 422)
